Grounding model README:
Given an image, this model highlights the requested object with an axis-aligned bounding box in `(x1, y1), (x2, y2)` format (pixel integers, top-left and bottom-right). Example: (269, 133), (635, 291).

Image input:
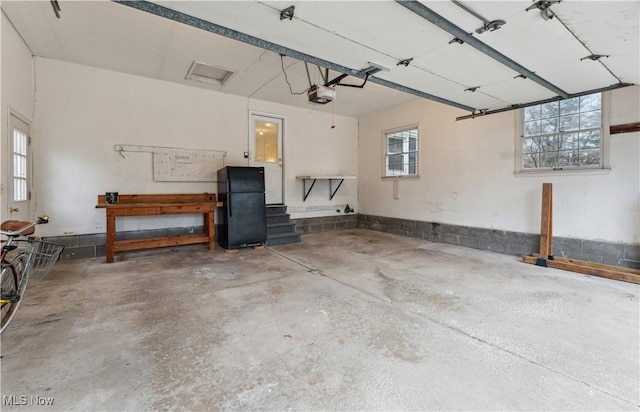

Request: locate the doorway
(7, 113), (32, 222)
(249, 113), (283, 204)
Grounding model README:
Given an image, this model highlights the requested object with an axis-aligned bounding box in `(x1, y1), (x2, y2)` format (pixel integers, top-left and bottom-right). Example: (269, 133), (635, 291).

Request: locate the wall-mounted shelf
(296, 175), (356, 201)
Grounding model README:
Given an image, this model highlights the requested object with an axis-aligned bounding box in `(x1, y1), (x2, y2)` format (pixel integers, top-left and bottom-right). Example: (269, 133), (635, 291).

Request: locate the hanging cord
(280, 55), (309, 95)
(331, 98), (336, 129)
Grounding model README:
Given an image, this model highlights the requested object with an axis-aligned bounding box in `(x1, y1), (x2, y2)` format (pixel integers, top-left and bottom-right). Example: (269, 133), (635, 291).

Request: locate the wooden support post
(523, 184), (639, 284)
(539, 183), (553, 258)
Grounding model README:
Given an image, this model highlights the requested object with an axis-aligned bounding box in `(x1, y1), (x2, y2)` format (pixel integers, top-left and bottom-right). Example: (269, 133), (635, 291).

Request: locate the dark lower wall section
(357, 214), (640, 270)
(44, 213), (639, 270)
(293, 214), (357, 234)
(46, 216), (359, 260)
(44, 226), (205, 260)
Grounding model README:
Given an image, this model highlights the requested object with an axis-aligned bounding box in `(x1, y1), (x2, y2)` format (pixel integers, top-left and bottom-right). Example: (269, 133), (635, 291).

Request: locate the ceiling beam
(395, 0), (570, 99)
(455, 82), (632, 120)
(114, 0), (476, 113)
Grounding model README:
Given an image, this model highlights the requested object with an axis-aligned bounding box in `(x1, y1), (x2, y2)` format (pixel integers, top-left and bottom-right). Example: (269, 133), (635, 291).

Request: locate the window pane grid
(13, 128), (28, 201)
(14, 178), (27, 202)
(385, 127), (418, 177)
(521, 130), (602, 169)
(521, 93), (602, 170)
(14, 153), (26, 178)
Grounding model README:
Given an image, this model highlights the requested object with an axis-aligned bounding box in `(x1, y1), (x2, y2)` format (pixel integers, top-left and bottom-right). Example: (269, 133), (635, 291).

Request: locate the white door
(7, 114), (32, 222)
(249, 113), (283, 204)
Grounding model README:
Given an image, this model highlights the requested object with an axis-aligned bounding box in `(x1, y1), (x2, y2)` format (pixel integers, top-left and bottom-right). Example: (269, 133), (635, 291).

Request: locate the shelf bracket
(297, 175), (355, 201)
(302, 178), (317, 201)
(329, 178), (345, 201)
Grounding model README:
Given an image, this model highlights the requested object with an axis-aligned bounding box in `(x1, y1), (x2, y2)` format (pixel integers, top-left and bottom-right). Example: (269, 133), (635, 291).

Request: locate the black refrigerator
(217, 166), (267, 249)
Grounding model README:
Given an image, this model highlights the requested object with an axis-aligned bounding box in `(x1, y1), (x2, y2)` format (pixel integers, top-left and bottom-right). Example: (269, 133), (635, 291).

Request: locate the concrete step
(265, 204), (299, 246)
(267, 222), (296, 235)
(266, 204), (287, 215)
(265, 232), (301, 246)
(266, 213), (291, 224)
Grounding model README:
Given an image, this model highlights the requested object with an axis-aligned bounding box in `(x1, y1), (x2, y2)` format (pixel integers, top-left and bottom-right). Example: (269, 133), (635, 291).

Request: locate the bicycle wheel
(0, 252), (30, 334)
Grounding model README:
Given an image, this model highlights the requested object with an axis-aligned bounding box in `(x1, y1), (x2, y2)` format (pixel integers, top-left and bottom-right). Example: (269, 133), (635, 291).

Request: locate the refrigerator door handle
(228, 195), (232, 217)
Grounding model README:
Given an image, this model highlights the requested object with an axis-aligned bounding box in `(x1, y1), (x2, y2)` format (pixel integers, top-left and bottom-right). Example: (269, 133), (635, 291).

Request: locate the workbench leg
(205, 211), (215, 250)
(106, 211), (116, 263)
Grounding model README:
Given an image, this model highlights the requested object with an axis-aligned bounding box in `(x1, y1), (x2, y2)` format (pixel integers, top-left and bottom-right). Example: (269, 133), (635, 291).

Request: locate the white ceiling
(2, 0), (638, 118)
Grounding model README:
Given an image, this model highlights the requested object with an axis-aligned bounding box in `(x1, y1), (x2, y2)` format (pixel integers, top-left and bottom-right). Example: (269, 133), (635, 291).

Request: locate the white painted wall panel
(555, 1), (640, 85)
(358, 86), (640, 243)
(31, 58), (358, 236)
(480, 78), (555, 107)
(479, 6), (619, 94)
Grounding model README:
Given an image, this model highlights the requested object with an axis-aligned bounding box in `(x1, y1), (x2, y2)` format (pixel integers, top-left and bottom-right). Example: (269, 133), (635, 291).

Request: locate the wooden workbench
(96, 193), (218, 263)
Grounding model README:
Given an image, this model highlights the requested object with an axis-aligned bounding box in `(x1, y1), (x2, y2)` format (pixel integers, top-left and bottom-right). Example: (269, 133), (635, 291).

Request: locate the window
(520, 92), (603, 170)
(254, 120), (278, 163)
(385, 126), (418, 177)
(13, 128), (28, 201)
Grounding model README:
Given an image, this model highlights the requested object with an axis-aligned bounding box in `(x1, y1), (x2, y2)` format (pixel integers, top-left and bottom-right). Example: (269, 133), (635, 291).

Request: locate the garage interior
(1, 0), (639, 410)
(1, 230), (638, 410)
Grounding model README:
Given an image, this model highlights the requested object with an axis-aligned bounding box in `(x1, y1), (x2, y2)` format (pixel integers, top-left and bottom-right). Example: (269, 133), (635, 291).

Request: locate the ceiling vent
(185, 61), (234, 86)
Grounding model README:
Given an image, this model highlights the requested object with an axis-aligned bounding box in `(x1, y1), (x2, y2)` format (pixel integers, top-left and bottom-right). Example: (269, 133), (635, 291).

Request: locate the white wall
(1, 13), (34, 220)
(358, 86), (640, 244)
(31, 58), (358, 237)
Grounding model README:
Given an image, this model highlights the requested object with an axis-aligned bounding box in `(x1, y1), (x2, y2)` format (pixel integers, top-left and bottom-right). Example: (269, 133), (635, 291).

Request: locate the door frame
(248, 110), (285, 204)
(4, 108), (33, 221)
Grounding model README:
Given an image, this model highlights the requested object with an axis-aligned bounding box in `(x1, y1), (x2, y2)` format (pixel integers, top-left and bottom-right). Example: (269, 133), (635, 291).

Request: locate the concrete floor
(1, 229), (638, 411)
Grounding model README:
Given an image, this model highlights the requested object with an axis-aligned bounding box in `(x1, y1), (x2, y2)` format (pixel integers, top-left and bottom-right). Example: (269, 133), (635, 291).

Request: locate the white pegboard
(115, 145), (226, 182)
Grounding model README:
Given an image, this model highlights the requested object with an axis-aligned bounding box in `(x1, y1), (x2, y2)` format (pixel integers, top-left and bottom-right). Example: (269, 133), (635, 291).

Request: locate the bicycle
(1, 216), (64, 334)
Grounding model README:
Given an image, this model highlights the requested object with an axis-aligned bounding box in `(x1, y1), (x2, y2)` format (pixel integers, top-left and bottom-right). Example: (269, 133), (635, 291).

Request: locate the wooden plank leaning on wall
(522, 183), (640, 284)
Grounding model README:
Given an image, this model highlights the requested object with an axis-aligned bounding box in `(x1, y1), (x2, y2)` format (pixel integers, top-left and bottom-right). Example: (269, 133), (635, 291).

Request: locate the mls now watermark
(3, 395), (55, 406)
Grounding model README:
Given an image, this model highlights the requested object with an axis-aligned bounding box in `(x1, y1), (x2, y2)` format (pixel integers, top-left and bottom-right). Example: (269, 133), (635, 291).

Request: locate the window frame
(515, 91), (611, 175)
(382, 124), (420, 179)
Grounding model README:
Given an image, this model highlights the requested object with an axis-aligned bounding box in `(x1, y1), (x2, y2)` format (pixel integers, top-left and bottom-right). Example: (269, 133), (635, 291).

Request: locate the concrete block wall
(44, 213), (639, 271)
(293, 214), (358, 234)
(357, 214), (640, 270)
(44, 215), (360, 260)
(45, 226), (204, 260)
